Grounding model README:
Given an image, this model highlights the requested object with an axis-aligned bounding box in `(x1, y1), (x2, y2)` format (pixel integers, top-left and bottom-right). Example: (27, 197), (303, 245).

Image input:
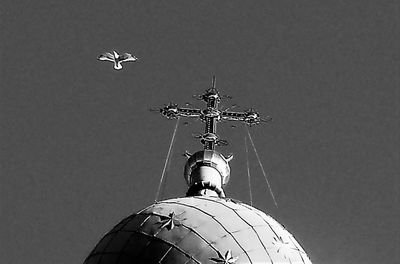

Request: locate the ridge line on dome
(113, 215), (152, 264)
(106, 214), (151, 236)
(192, 196), (275, 263)
(137, 209), (221, 256)
(239, 204), (311, 263)
(93, 231), (120, 263)
(123, 212), (222, 262)
(239, 203), (282, 239)
(287, 233), (307, 262)
(159, 246), (173, 263)
(119, 215), (162, 261)
(129, 230), (202, 263)
(160, 200), (253, 263)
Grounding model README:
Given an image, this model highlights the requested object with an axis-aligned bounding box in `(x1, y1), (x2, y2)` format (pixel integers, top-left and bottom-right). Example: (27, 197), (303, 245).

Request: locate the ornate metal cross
(158, 76), (271, 150)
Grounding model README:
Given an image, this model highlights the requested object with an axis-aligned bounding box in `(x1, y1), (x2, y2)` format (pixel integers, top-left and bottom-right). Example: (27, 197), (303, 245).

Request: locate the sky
(1, 1), (399, 263)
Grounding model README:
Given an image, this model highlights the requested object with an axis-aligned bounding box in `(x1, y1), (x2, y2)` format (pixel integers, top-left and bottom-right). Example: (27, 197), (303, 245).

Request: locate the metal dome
(84, 196), (312, 264)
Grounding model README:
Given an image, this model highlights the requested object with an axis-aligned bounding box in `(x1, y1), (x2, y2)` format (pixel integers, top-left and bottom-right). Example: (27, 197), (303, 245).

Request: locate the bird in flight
(98, 50), (138, 70)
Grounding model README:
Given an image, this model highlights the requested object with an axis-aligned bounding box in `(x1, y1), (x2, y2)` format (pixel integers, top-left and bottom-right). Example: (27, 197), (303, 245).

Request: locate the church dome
(84, 77), (313, 263)
(84, 196), (312, 264)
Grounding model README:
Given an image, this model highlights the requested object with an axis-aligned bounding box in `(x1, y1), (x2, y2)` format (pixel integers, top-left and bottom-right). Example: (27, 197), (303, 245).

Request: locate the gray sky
(1, 1), (399, 263)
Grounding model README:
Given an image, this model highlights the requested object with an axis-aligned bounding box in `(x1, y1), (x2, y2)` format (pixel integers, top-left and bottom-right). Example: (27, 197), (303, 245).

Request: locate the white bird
(98, 50), (138, 70)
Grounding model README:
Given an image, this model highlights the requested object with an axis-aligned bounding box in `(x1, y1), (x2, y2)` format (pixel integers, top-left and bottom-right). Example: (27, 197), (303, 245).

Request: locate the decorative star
(158, 211), (183, 231)
(270, 236), (303, 260)
(97, 50), (138, 70)
(210, 250), (238, 264)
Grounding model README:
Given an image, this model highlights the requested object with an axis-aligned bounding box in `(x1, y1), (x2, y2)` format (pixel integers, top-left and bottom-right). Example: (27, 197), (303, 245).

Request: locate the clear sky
(1, 1), (398, 263)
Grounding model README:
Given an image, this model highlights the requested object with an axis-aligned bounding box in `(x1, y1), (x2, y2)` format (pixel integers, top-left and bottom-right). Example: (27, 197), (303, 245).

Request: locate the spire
(158, 76), (270, 197)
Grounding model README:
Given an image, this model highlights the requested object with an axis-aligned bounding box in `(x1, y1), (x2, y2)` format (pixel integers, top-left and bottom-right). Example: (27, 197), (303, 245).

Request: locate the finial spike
(212, 75), (216, 89)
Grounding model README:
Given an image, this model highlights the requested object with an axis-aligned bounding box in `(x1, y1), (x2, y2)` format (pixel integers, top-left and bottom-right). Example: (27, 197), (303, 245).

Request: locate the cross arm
(177, 107), (202, 118)
(160, 103), (202, 119)
(221, 109), (271, 126)
(221, 111), (247, 121)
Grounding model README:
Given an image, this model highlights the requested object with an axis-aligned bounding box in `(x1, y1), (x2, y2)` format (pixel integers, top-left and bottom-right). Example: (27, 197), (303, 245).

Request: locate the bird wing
(120, 52), (138, 62)
(98, 52), (115, 62)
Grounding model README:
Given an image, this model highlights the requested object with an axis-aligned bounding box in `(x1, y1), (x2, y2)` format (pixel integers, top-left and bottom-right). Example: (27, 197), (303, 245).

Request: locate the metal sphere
(184, 150), (231, 187)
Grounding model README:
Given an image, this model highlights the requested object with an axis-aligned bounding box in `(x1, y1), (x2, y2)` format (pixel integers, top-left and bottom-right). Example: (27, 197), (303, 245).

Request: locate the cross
(158, 76), (271, 150)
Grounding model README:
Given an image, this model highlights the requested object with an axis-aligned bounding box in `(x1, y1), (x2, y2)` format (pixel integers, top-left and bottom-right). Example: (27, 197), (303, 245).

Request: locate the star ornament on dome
(270, 236), (303, 260)
(157, 211), (183, 231)
(210, 250), (239, 264)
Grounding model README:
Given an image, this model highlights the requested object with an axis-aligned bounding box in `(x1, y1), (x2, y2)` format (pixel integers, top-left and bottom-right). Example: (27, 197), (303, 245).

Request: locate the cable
(246, 126), (278, 208)
(155, 117), (180, 201)
(244, 136), (253, 206)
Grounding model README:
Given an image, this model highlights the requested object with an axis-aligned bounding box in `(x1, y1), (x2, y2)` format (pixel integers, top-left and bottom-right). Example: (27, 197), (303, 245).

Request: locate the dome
(84, 196), (312, 264)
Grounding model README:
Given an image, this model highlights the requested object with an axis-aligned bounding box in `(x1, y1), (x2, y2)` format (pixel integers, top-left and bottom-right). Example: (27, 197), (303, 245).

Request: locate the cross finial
(158, 76), (270, 150)
(157, 76), (270, 198)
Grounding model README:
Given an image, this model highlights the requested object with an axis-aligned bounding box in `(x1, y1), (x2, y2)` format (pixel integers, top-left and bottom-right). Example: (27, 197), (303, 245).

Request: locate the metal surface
(158, 76), (270, 150)
(84, 196), (312, 264)
(156, 77), (272, 198)
(184, 150), (232, 187)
